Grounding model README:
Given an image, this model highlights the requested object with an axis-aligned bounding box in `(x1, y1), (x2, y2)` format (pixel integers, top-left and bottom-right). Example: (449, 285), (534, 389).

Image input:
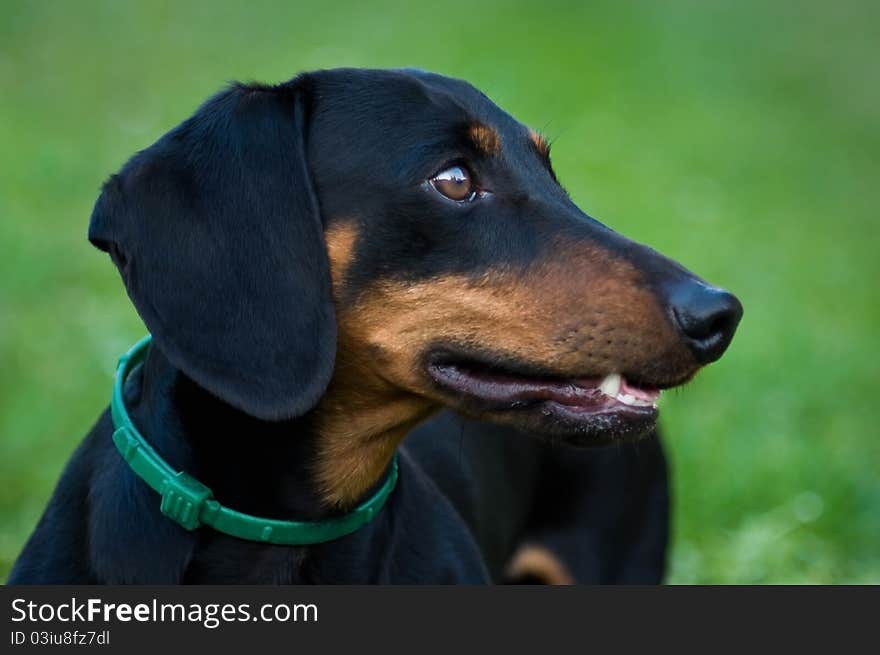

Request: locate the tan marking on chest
(506, 544), (575, 584)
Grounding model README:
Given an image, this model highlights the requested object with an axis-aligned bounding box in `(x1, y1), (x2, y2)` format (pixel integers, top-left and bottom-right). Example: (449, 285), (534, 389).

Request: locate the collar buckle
(159, 472), (213, 530)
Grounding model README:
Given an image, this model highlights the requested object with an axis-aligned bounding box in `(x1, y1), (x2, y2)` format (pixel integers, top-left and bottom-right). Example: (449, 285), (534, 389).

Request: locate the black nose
(666, 280), (743, 364)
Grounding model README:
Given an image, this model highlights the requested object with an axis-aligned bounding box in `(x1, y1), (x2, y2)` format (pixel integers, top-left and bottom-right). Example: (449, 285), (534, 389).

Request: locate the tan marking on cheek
(324, 220), (359, 296)
(312, 252), (439, 507)
(315, 218), (421, 509)
(468, 122), (501, 155)
(339, 242), (691, 392)
(506, 544), (575, 585)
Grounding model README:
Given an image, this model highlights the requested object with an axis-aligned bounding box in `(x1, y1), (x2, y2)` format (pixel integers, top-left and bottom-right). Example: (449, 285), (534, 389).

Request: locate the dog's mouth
(426, 351), (667, 444)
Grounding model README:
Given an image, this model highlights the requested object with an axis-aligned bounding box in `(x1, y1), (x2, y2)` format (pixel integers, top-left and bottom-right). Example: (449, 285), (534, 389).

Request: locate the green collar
(110, 335), (398, 545)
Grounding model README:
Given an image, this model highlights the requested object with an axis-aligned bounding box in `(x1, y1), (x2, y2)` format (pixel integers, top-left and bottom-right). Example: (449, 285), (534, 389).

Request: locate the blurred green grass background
(1, 0), (878, 583)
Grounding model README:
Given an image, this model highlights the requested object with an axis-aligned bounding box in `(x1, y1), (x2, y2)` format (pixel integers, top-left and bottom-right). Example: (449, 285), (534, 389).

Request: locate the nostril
(675, 301), (733, 340)
(668, 282), (743, 364)
(707, 314), (729, 340)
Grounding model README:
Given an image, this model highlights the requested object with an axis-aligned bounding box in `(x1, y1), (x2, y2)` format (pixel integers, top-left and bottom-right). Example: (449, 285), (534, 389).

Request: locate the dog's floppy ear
(88, 79), (335, 420)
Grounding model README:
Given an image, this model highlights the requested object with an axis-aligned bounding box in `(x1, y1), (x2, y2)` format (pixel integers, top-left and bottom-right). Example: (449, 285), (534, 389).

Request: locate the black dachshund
(9, 69), (741, 584)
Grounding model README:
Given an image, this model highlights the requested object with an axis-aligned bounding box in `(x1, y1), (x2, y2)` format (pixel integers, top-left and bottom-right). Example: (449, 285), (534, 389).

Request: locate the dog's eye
(431, 165), (475, 202)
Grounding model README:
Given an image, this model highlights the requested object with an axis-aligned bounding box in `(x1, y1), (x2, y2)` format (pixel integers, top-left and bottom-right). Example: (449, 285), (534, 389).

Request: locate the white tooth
(599, 373), (622, 397)
(615, 392), (656, 408)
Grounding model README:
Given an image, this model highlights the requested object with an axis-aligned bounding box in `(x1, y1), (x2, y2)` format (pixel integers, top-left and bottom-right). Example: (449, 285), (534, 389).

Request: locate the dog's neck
(131, 344), (427, 520)
(309, 346), (438, 508)
(131, 346), (332, 521)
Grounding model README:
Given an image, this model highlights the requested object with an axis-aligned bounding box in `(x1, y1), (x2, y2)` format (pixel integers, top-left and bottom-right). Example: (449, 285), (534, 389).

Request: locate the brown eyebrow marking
(467, 122), (501, 155)
(529, 129), (551, 159)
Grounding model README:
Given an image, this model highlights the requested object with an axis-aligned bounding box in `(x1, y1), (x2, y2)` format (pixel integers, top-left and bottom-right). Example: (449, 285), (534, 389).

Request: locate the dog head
(90, 68), (741, 449)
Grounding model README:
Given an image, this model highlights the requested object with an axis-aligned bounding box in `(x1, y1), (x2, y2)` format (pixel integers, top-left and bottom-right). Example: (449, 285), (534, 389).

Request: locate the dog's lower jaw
(311, 389), (438, 509)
